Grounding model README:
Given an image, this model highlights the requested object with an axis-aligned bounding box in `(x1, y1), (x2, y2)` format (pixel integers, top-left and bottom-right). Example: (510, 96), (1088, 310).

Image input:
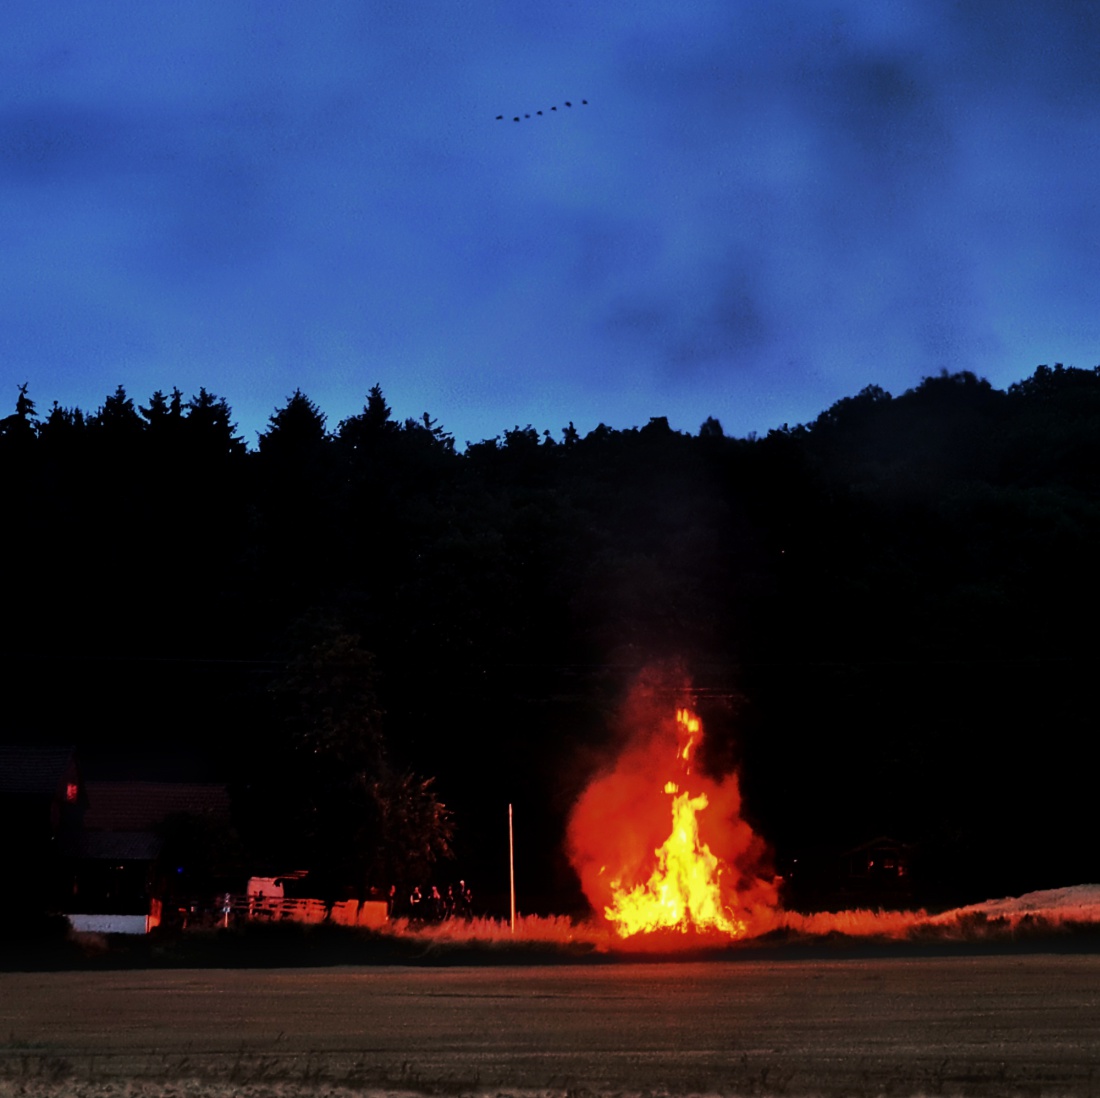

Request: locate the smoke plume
(565, 667), (778, 939)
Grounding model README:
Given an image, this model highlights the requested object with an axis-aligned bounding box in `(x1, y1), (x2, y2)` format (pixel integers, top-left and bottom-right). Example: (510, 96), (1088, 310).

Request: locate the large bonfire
(385, 668), (1100, 950)
(566, 672), (779, 943)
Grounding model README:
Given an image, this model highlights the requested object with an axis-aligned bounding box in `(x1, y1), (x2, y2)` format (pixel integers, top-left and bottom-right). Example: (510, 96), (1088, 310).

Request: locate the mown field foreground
(3, 954), (1100, 1097)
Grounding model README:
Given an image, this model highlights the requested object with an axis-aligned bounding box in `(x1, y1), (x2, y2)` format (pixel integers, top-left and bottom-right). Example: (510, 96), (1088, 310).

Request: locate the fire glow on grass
(567, 679), (778, 943)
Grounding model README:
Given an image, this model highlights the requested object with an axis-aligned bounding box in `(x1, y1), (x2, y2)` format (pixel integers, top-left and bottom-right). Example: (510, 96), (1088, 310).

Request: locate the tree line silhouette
(2, 365), (1098, 912)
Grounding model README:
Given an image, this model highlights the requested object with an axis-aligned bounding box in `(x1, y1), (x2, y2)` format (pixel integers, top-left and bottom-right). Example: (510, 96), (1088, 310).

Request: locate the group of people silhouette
(391, 880), (474, 922)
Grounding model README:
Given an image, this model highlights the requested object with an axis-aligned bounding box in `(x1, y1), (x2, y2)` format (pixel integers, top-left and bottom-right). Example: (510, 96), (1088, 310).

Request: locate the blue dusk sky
(3, 1), (1099, 448)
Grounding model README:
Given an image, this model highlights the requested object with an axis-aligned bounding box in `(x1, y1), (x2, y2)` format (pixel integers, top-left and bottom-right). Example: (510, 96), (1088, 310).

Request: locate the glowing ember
(567, 674), (778, 942)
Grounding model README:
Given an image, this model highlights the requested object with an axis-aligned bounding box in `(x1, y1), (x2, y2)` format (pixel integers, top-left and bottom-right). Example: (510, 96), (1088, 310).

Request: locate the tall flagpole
(508, 803), (515, 934)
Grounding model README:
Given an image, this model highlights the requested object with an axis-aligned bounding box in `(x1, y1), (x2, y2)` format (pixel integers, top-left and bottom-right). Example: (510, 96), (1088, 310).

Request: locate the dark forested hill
(2, 366), (1097, 912)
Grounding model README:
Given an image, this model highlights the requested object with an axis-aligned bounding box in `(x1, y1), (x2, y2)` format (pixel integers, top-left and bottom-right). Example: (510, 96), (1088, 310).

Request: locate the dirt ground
(2, 954), (1099, 1097)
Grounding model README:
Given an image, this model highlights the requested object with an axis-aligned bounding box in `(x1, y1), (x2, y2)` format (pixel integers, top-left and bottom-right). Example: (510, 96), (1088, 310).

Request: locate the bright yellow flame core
(604, 784), (747, 939)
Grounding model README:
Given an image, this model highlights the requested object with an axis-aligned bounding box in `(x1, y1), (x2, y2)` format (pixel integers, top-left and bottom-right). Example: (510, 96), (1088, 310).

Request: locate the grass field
(4, 887), (1100, 1096)
(5, 954), (1100, 1097)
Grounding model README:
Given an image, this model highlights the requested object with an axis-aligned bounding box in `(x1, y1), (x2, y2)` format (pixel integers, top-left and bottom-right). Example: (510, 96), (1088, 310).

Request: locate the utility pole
(509, 803), (516, 934)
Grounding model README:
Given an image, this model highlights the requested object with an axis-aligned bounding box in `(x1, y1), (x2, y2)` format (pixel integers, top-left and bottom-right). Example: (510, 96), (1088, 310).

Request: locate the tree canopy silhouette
(3, 365), (1100, 908)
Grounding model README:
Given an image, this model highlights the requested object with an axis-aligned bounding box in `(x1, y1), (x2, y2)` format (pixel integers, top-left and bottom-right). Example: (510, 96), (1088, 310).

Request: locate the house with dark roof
(72, 781), (234, 924)
(82, 782), (232, 831)
(2, 747), (239, 930)
(837, 835), (917, 906)
(0, 745), (85, 911)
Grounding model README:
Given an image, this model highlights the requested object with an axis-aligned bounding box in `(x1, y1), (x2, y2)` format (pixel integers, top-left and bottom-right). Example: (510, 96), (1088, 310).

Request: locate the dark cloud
(949, 0), (1100, 104)
(0, 104), (123, 181)
(577, 0), (1100, 415)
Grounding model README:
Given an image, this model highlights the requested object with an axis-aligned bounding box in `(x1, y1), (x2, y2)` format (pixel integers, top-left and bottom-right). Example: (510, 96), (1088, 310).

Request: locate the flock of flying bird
(496, 99), (588, 121)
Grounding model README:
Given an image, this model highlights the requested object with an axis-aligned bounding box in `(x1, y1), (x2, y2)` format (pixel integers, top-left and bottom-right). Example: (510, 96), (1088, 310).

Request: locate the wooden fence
(180, 895), (389, 929)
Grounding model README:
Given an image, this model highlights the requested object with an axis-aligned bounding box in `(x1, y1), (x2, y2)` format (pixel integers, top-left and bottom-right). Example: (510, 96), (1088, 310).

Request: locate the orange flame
(675, 707), (700, 768)
(567, 677), (777, 943)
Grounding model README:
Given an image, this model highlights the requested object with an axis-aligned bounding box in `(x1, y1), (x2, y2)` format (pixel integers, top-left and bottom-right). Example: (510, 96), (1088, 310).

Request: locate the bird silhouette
(495, 99), (588, 120)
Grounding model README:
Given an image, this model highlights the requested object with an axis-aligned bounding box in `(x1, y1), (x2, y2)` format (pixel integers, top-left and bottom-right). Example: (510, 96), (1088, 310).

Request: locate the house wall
(68, 913), (153, 934)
